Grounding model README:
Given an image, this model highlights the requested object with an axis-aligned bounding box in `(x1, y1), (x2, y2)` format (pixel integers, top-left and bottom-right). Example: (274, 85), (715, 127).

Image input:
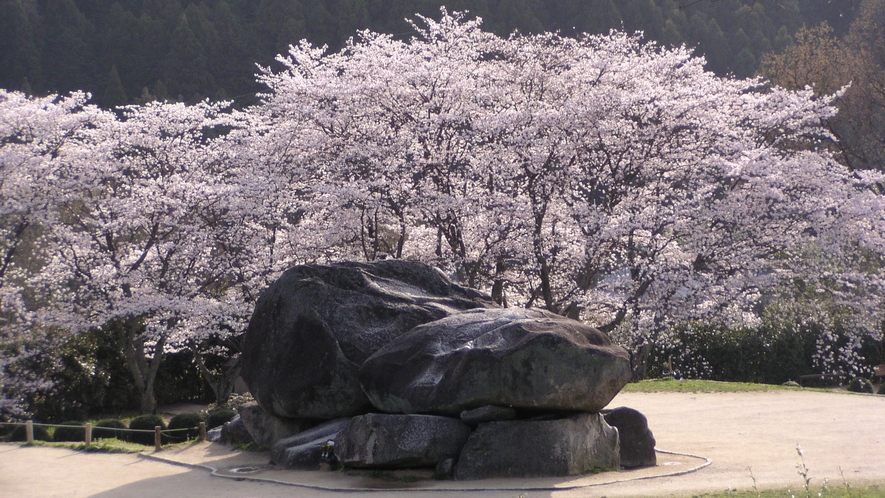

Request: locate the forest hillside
(0, 0), (861, 107)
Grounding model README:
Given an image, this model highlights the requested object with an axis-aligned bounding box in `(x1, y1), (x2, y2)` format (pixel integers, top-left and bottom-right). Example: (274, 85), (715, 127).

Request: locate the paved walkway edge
(139, 447), (713, 493)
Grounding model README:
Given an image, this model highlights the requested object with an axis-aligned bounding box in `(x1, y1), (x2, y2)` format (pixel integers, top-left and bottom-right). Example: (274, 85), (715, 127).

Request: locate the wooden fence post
(25, 420), (34, 445)
(84, 423), (92, 445)
(154, 426), (162, 451)
(198, 422), (207, 442)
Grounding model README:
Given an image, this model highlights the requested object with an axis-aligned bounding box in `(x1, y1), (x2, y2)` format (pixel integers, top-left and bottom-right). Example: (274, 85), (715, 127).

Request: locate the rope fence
(0, 420), (208, 451)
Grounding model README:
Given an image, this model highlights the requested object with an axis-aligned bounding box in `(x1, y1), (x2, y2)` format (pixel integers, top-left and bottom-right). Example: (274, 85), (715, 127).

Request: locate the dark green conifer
(0, 0), (43, 92)
(101, 65), (128, 108)
(164, 15), (213, 102)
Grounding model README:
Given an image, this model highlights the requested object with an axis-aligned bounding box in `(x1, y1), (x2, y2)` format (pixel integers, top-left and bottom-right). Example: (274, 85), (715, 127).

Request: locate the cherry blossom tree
(4, 9), (884, 410)
(0, 90), (110, 417)
(258, 10), (885, 376)
(27, 99), (256, 412)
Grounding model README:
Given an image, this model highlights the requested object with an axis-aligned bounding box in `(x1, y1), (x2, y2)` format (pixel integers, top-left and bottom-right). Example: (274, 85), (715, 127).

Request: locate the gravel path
(2, 390), (883, 498)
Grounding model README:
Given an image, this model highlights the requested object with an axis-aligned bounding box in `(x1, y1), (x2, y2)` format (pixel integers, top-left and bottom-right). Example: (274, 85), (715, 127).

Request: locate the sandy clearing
(1, 389), (882, 498)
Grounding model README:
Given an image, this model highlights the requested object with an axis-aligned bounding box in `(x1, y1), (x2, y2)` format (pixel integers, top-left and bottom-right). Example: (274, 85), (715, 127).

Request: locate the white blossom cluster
(2, 11), (884, 413)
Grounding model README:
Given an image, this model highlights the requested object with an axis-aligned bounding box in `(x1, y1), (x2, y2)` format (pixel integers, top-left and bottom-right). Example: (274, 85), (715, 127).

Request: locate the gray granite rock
(241, 260), (496, 419)
(334, 413), (472, 469)
(454, 412), (620, 480)
(237, 402), (317, 446)
(603, 407), (656, 468)
(360, 307), (632, 415)
(219, 415), (252, 445)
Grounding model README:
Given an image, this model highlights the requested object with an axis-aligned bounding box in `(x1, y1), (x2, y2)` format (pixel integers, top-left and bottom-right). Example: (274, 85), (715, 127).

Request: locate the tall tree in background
(39, 0), (96, 94)
(761, 0), (885, 171)
(841, 0), (885, 171)
(0, 0), (42, 93)
(100, 65), (128, 109)
(164, 15), (214, 103)
(257, 0), (307, 56)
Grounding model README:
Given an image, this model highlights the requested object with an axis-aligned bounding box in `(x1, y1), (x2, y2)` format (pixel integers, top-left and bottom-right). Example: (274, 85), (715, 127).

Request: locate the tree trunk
(630, 343), (653, 382)
(117, 318), (165, 414)
(193, 349), (240, 405)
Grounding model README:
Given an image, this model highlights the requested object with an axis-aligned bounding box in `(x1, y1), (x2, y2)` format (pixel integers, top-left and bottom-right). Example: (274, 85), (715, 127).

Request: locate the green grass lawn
(1, 436), (203, 453)
(684, 483), (885, 498)
(621, 378), (853, 394)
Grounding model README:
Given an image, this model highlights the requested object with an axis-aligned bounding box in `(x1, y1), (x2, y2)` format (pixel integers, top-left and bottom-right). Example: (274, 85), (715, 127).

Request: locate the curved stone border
(140, 447), (712, 493)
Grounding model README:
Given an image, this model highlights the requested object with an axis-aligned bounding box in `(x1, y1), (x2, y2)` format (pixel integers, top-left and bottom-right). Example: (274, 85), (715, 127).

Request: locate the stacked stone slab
(239, 261), (653, 479)
(334, 414), (472, 468)
(455, 412), (620, 479)
(360, 307), (632, 415)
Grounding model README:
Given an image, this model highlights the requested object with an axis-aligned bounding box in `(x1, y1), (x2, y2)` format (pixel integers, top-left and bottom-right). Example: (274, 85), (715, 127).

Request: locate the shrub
(878, 383), (885, 395)
(847, 377), (874, 393)
(7, 423), (52, 442)
(16, 327), (141, 422)
(167, 413), (204, 442)
(92, 419), (127, 440)
(648, 322), (818, 383)
(52, 421), (86, 442)
(128, 414), (166, 446)
(206, 409), (236, 429)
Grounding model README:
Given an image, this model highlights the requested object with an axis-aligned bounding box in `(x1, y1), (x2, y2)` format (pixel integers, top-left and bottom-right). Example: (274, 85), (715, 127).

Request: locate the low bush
(206, 409), (236, 429)
(847, 377), (874, 393)
(648, 323), (818, 383)
(92, 419), (127, 440)
(52, 421), (86, 442)
(167, 413), (204, 441)
(7, 424), (52, 442)
(878, 383), (885, 395)
(128, 414), (166, 446)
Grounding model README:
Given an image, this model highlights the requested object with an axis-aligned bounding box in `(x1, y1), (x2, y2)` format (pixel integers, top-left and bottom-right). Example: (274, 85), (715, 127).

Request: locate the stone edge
(138, 448), (712, 493)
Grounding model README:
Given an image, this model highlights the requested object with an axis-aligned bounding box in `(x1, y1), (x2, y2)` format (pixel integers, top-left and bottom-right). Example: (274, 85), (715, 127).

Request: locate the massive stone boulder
(454, 412), (620, 480)
(334, 413), (472, 469)
(359, 307), (632, 415)
(241, 260), (496, 419)
(603, 407), (657, 468)
(237, 402), (317, 446)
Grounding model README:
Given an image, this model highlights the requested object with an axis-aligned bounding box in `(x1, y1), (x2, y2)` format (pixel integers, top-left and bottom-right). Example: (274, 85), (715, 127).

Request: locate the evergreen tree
(774, 25), (793, 51)
(489, 0), (548, 35)
(153, 79), (169, 101)
(207, 0), (259, 105)
(256, 0), (307, 55)
(164, 15), (213, 103)
(331, 0), (370, 42)
(40, 0), (96, 93)
(585, 0), (622, 34)
(20, 77), (33, 95)
(660, 19), (685, 47)
(97, 4), (162, 105)
(0, 0), (43, 92)
(101, 65), (128, 108)
(141, 0), (184, 31)
(620, 0), (665, 40)
(689, 14), (730, 74)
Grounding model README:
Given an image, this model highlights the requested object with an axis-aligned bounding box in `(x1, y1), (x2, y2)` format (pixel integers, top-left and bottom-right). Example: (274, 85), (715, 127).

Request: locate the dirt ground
(1, 389), (883, 498)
